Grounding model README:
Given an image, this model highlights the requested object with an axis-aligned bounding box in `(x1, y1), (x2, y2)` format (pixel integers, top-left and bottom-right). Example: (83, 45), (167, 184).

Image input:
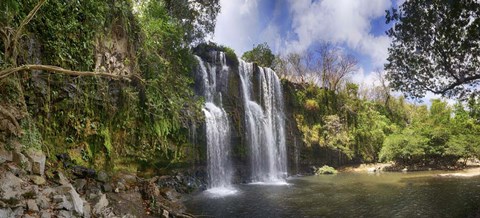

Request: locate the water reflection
(185, 172), (480, 217)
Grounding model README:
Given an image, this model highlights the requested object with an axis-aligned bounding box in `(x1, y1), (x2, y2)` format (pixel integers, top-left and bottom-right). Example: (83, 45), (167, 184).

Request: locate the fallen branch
(0, 64), (132, 81)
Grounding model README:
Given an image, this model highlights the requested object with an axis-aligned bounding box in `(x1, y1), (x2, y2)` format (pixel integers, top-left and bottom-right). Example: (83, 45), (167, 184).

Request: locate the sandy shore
(437, 167), (480, 178)
(339, 163), (393, 173)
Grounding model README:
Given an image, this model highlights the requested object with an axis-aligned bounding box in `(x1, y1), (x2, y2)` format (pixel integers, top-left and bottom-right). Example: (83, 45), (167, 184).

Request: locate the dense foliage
(0, 0), (219, 172)
(385, 0), (480, 98)
(241, 43), (275, 68)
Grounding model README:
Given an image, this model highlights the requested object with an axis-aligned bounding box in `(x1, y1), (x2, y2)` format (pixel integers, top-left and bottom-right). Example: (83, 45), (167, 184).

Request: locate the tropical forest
(0, 0), (480, 217)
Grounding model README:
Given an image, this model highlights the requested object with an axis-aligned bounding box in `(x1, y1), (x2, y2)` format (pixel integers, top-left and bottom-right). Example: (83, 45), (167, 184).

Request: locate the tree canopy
(385, 0), (480, 99)
(241, 42), (275, 68)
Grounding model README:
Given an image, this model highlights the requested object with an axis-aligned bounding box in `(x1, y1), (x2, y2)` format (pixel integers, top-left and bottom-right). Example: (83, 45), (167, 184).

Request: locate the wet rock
(30, 175), (46, 185)
(97, 171), (109, 183)
(26, 150), (46, 176)
(27, 199), (39, 212)
(93, 194), (109, 215)
(161, 188), (181, 202)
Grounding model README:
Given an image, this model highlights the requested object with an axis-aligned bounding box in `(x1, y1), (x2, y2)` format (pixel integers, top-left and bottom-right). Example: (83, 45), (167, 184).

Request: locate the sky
(210, 0), (451, 103)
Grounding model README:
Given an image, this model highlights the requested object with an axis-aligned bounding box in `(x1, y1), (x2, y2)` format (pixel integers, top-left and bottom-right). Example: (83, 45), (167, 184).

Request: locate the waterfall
(238, 60), (287, 183)
(195, 53), (236, 196)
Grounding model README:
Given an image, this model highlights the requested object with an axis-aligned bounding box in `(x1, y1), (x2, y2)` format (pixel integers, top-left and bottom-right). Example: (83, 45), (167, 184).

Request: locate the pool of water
(185, 172), (480, 217)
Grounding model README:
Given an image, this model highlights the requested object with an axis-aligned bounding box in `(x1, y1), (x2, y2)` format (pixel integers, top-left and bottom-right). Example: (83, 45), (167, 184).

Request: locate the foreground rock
(0, 147), (202, 218)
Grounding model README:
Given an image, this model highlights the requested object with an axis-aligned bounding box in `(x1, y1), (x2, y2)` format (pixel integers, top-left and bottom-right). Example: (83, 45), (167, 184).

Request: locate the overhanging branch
(0, 64), (132, 81)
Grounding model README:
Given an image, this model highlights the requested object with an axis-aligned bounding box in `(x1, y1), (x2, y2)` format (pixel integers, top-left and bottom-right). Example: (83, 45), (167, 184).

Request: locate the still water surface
(185, 172), (480, 217)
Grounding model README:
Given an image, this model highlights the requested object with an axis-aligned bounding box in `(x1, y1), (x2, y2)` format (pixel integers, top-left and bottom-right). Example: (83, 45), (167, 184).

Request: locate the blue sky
(212, 0), (403, 87)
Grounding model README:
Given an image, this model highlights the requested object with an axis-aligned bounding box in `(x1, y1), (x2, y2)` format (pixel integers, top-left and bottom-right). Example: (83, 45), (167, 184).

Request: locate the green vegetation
(316, 165), (337, 175)
(385, 0), (480, 98)
(241, 42), (275, 68)
(0, 0), (218, 172)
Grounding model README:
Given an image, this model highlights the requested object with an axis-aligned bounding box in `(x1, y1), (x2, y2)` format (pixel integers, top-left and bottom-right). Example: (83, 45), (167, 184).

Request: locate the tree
(162, 0), (221, 44)
(385, 0), (480, 98)
(241, 42), (275, 68)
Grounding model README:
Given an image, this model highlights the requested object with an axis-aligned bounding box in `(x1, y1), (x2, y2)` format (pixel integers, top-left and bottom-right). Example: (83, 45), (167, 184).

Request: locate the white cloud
(284, 0), (392, 67)
(213, 0), (261, 55)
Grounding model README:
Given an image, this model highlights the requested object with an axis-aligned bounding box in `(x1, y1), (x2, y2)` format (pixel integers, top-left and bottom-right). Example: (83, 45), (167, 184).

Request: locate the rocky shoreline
(0, 147), (206, 218)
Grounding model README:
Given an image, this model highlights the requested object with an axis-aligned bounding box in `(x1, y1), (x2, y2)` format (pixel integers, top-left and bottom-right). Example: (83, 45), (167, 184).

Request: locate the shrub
(316, 165), (338, 175)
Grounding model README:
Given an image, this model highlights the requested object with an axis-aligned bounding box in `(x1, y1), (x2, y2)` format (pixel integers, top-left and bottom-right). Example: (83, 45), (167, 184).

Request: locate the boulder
(72, 166), (96, 179)
(13, 151), (32, 172)
(102, 183), (113, 193)
(162, 209), (169, 218)
(0, 208), (13, 218)
(26, 150), (46, 176)
(0, 149), (12, 164)
(27, 199), (39, 212)
(36, 195), (50, 210)
(55, 184), (84, 215)
(93, 194), (109, 215)
(54, 195), (73, 211)
(56, 172), (70, 186)
(74, 179), (87, 192)
(12, 207), (24, 217)
(97, 171), (109, 183)
(39, 211), (52, 218)
(0, 171), (25, 199)
(83, 201), (92, 218)
(56, 210), (72, 218)
(30, 175), (46, 185)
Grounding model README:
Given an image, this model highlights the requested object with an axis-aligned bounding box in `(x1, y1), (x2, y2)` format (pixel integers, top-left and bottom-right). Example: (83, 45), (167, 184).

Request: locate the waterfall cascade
(239, 60), (287, 183)
(195, 53), (236, 195)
